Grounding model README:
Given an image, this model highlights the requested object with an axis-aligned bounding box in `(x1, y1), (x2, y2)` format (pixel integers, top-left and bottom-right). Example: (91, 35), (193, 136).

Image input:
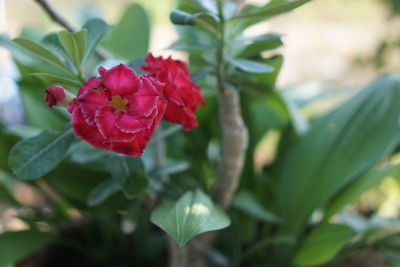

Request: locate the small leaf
(30, 73), (81, 88)
(236, 0), (311, 19)
(233, 190), (280, 223)
(0, 230), (53, 267)
(167, 42), (214, 51)
(82, 18), (110, 63)
(230, 58), (274, 73)
(293, 224), (356, 266)
(191, 66), (213, 82)
(58, 29), (87, 69)
(151, 189), (231, 248)
(151, 161), (190, 177)
(170, 9), (196, 25)
(8, 127), (75, 180)
(107, 156), (148, 198)
(13, 37), (70, 73)
(87, 178), (121, 207)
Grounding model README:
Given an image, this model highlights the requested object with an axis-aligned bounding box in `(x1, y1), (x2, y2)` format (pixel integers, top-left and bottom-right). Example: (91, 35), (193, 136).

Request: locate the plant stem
(187, 1), (248, 266)
(33, 0), (109, 60)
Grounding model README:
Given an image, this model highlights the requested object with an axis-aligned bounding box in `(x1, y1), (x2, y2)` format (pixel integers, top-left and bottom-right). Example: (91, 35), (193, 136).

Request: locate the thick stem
(33, 0), (108, 60)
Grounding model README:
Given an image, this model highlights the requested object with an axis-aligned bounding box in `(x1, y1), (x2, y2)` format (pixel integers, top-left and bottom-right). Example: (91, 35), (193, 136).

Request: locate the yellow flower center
(109, 95), (128, 112)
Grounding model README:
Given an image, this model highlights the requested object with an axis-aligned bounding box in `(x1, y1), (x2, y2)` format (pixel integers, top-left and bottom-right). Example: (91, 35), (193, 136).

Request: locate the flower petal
(77, 89), (109, 125)
(71, 108), (111, 150)
(115, 113), (153, 134)
(103, 64), (141, 96)
(163, 101), (198, 131)
(94, 106), (136, 143)
(126, 76), (161, 117)
(78, 76), (100, 95)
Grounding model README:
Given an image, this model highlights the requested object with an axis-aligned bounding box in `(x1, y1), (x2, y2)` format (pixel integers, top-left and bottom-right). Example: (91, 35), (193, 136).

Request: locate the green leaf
(170, 9), (196, 25)
(230, 58), (274, 73)
(102, 3), (150, 60)
(324, 162), (400, 221)
(150, 189), (231, 248)
(87, 178), (121, 207)
(30, 73), (81, 88)
(293, 224), (356, 266)
(236, 0), (311, 19)
(107, 156), (148, 198)
(151, 161), (190, 177)
(236, 34), (284, 57)
(82, 18), (110, 63)
(0, 230), (53, 267)
(13, 37), (70, 73)
(8, 128), (75, 180)
(276, 74), (400, 237)
(233, 190), (280, 223)
(58, 29), (87, 69)
(168, 41), (214, 51)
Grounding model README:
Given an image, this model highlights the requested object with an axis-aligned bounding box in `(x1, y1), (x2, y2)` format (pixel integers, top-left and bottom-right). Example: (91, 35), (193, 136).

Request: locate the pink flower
(45, 86), (74, 107)
(68, 64), (166, 157)
(141, 53), (205, 131)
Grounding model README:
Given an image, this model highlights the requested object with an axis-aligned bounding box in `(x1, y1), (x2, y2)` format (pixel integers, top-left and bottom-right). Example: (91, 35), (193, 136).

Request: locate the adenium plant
(3, 0), (400, 267)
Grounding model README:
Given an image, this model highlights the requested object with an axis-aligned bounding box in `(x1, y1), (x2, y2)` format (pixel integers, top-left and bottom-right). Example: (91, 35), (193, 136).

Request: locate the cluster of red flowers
(45, 54), (205, 156)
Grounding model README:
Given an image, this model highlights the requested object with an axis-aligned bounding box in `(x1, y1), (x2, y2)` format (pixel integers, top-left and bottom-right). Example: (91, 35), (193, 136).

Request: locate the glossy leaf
(102, 3), (150, 60)
(150, 189), (231, 247)
(0, 230), (53, 267)
(30, 73), (81, 88)
(8, 128), (75, 180)
(293, 224), (356, 266)
(230, 58), (274, 74)
(170, 9), (196, 25)
(82, 18), (110, 63)
(58, 29), (87, 69)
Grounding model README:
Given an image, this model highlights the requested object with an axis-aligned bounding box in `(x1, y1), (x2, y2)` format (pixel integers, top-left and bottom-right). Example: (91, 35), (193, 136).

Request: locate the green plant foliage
(293, 224), (356, 266)
(229, 58), (274, 73)
(0, 230), (53, 267)
(87, 178), (121, 207)
(30, 73), (81, 88)
(8, 127), (75, 180)
(13, 38), (72, 74)
(102, 3), (150, 60)
(276, 74), (400, 237)
(150, 189), (231, 247)
(58, 29), (87, 70)
(82, 18), (110, 63)
(236, 0), (311, 19)
(233, 190), (280, 223)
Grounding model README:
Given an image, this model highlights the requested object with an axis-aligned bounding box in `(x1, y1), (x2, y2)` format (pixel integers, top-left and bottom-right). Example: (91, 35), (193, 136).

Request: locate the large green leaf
(58, 29), (87, 70)
(293, 224), (356, 266)
(0, 230), (53, 267)
(276, 74), (400, 236)
(150, 189), (231, 247)
(82, 18), (110, 63)
(13, 38), (71, 74)
(102, 3), (150, 60)
(8, 128), (75, 180)
(324, 162), (400, 221)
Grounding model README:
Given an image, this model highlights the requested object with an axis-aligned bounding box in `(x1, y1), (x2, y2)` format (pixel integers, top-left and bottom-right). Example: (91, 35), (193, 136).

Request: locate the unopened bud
(45, 86), (75, 108)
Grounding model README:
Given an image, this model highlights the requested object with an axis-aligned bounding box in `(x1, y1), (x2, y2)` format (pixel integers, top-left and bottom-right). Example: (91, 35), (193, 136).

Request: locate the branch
(33, 0), (108, 60)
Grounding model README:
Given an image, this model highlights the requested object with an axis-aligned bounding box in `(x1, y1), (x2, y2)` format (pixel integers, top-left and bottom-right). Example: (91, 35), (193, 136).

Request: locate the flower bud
(45, 86), (75, 107)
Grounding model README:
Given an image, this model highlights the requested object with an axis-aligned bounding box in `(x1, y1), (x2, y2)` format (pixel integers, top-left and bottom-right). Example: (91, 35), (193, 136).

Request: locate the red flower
(141, 53), (205, 131)
(68, 64), (166, 157)
(45, 86), (74, 107)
